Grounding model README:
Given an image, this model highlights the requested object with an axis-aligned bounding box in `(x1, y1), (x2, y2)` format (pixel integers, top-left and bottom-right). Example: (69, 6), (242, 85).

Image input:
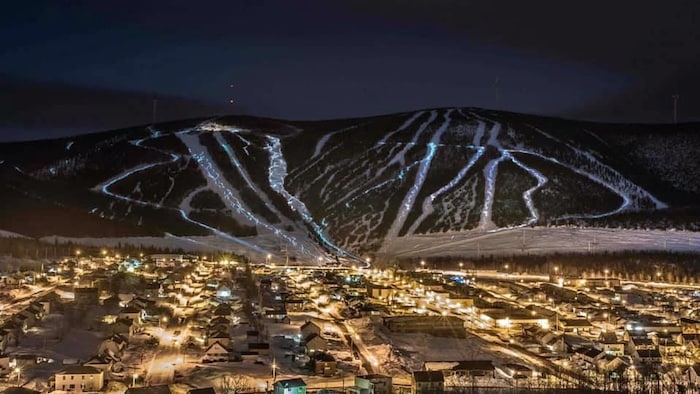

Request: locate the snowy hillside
(1, 108), (699, 259)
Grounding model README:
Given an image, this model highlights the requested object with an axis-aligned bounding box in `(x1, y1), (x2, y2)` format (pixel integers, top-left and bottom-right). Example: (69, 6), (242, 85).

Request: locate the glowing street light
(420, 260), (425, 269)
(14, 367), (20, 387)
(132, 373), (138, 387)
(272, 359), (277, 383)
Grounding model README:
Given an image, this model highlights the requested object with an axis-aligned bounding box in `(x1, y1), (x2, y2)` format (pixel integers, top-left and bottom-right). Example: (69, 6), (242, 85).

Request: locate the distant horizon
(2, 104), (698, 144)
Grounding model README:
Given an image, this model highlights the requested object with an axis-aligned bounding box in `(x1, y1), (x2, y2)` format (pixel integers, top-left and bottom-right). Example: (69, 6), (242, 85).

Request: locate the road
(144, 325), (188, 385)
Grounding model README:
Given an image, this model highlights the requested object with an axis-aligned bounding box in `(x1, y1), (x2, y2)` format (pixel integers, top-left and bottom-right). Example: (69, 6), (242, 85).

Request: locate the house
(285, 297), (306, 312)
(424, 360), (495, 379)
(412, 371), (444, 394)
(0, 326), (20, 350)
(273, 378), (307, 394)
(687, 365), (700, 389)
(202, 341), (232, 363)
(304, 333), (327, 354)
(635, 349), (662, 364)
(348, 375), (392, 394)
(125, 385), (172, 394)
(246, 330), (259, 341)
(0, 354), (15, 376)
(0, 331), (10, 353)
(118, 306), (143, 324)
(574, 347), (606, 368)
(559, 319), (593, 334)
(682, 318), (700, 334)
(212, 304), (234, 320)
(216, 285), (232, 300)
(111, 318), (138, 338)
(300, 321), (322, 339)
(73, 287), (99, 309)
(206, 331), (230, 347)
(312, 352), (337, 377)
(598, 332), (625, 356)
(501, 364), (536, 380)
(54, 365), (104, 391)
(83, 355), (113, 372)
(248, 342), (270, 356)
(98, 334), (128, 359)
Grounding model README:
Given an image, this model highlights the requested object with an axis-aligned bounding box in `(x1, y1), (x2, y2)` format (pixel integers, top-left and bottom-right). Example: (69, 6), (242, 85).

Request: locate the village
(1, 251), (700, 394)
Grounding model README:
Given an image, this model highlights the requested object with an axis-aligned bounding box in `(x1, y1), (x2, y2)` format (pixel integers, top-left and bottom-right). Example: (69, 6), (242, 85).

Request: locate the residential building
(54, 366), (104, 392)
(411, 371), (444, 394)
(273, 378), (307, 394)
(348, 375), (392, 394)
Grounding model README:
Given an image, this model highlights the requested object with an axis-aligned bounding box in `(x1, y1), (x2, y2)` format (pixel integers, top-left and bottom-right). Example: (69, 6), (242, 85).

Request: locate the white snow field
(379, 227), (700, 259)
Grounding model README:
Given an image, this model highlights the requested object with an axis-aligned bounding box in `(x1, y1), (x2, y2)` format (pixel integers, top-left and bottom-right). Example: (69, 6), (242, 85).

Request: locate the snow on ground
(9, 312), (105, 388)
(380, 227), (700, 259)
(0, 228), (28, 238)
(347, 316), (520, 382)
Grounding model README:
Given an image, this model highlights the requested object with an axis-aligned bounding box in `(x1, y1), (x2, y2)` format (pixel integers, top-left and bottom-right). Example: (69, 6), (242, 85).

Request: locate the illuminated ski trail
(508, 153), (548, 226)
(288, 143), (342, 184)
(96, 131), (265, 252)
(313, 124), (358, 158)
(94, 137), (179, 198)
(341, 160), (423, 208)
(528, 124), (666, 209)
(472, 121), (486, 146)
(478, 150), (508, 230)
(264, 135), (357, 259)
(65, 141), (74, 151)
(179, 131), (312, 254)
(377, 110), (438, 177)
(235, 133), (252, 155)
(508, 149), (632, 219)
(476, 121), (505, 230)
(407, 146), (486, 235)
(158, 176), (176, 205)
(385, 109), (453, 240)
(377, 111), (425, 145)
(214, 131), (258, 191)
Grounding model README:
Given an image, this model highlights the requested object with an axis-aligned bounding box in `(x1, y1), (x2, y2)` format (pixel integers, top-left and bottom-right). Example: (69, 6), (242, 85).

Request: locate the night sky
(1, 1), (699, 141)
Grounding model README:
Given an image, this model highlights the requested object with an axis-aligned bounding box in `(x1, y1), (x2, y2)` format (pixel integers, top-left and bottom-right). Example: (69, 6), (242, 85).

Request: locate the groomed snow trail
(385, 109), (453, 240)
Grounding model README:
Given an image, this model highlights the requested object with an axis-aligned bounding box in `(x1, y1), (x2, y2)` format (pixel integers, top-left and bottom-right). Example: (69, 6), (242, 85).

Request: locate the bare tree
(219, 375), (252, 394)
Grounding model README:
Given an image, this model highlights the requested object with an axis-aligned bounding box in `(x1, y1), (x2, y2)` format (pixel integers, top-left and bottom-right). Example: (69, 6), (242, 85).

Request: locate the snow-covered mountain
(1, 108), (699, 259)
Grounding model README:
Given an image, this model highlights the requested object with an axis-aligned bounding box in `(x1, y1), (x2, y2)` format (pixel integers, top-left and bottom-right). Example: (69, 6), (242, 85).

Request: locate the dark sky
(1, 0), (699, 141)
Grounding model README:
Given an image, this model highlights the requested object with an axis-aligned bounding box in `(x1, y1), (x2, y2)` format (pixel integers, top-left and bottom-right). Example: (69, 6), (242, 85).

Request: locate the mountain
(1, 108), (699, 260)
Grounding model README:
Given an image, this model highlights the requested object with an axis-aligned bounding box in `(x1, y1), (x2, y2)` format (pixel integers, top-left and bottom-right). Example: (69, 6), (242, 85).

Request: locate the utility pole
(672, 94), (679, 124)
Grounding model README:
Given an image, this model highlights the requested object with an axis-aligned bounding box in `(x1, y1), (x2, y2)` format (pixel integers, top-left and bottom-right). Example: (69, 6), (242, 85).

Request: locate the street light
(272, 359), (277, 383)
(14, 367), (20, 387)
(132, 373), (138, 387)
(420, 260), (425, 269)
